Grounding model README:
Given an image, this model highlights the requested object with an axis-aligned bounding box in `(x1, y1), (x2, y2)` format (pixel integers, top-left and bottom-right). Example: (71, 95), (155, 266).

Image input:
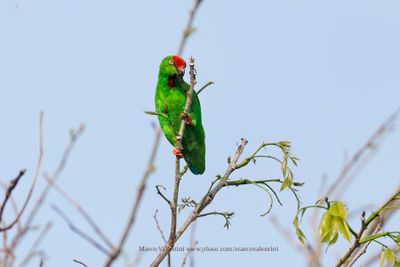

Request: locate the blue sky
(1, 0), (400, 266)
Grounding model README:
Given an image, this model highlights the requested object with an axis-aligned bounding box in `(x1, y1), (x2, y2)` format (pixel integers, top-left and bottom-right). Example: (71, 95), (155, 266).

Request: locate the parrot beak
(176, 66), (185, 77)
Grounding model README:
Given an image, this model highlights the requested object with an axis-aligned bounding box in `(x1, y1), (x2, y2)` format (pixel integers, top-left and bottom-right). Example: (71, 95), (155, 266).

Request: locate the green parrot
(155, 55), (206, 175)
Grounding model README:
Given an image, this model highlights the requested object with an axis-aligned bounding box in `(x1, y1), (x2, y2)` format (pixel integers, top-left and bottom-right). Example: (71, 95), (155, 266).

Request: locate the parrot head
(160, 55), (187, 77)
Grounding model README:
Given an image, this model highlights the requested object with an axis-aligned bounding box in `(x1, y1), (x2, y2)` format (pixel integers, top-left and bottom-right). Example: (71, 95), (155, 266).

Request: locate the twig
(188, 222), (196, 267)
(0, 183), (23, 233)
(0, 170), (26, 228)
(44, 174), (113, 249)
(196, 81), (214, 96)
(18, 221), (52, 267)
(180, 240), (198, 267)
(153, 209), (170, 267)
(22, 124), (84, 234)
(52, 205), (109, 255)
(9, 121), (80, 263)
(153, 210), (167, 243)
(156, 185), (172, 206)
(326, 108), (399, 199)
(125, 251), (145, 267)
(1, 112), (44, 266)
(73, 259), (89, 267)
(104, 127), (161, 267)
(177, 0), (203, 56)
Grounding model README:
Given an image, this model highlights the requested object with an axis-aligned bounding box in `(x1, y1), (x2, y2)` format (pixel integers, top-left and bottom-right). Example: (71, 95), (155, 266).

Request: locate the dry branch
(104, 127), (161, 267)
(177, 0), (203, 56)
(0, 170), (26, 230)
(45, 175), (113, 250)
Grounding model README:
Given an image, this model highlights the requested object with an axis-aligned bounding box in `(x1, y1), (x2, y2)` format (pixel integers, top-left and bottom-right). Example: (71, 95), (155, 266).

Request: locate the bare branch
(153, 210), (167, 243)
(177, 0), (203, 56)
(104, 127), (161, 267)
(52, 205), (109, 255)
(0, 170), (26, 227)
(9, 120), (81, 260)
(153, 209), (170, 267)
(44, 175), (113, 249)
(0, 112), (44, 253)
(24, 124), (85, 231)
(156, 185), (172, 206)
(18, 222), (52, 267)
(180, 240), (198, 267)
(73, 259), (89, 267)
(326, 108), (399, 199)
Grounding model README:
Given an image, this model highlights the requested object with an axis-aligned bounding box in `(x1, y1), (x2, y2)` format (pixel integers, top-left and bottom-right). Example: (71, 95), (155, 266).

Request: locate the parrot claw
(172, 148), (183, 158)
(180, 112), (193, 126)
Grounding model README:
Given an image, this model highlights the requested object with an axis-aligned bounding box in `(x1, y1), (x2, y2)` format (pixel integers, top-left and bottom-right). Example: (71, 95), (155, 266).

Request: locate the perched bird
(155, 55), (206, 174)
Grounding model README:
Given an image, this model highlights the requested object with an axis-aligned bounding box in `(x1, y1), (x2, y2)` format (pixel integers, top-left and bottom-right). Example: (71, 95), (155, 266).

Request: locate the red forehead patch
(172, 55), (186, 69)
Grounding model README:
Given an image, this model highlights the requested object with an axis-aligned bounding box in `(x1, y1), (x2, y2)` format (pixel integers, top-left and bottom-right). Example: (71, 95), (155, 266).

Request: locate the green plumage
(155, 55), (206, 175)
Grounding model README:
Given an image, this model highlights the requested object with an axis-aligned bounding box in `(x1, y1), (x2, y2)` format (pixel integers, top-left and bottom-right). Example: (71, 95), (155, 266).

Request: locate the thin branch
(177, 0), (203, 56)
(9, 121), (80, 259)
(18, 222), (52, 267)
(180, 240), (198, 267)
(196, 81), (214, 96)
(44, 174), (113, 249)
(23, 124), (84, 232)
(188, 222), (196, 267)
(73, 259), (89, 267)
(0, 112), (43, 234)
(153, 210), (167, 243)
(104, 127), (161, 267)
(326, 108), (399, 199)
(125, 251), (145, 267)
(150, 138), (248, 266)
(0, 170), (26, 226)
(156, 185), (172, 206)
(52, 205), (109, 255)
(153, 209), (170, 267)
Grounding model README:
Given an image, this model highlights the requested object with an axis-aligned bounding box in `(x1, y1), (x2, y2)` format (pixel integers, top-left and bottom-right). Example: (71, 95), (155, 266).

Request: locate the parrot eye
(168, 59), (174, 65)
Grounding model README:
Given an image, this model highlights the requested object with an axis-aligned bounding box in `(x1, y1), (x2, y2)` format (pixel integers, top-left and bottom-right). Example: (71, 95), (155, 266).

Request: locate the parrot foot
(180, 112), (193, 126)
(172, 148), (183, 158)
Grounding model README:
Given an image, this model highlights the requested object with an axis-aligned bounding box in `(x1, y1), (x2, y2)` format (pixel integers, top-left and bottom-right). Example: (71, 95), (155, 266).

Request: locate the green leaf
(336, 218), (352, 241)
(293, 215), (306, 244)
(385, 248), (395, 263)
(394, 258), (400, 267)
(329, 231), (339, 246)
(319, 213), (334, 243)
(380, 247), (385, 267)
(329, 202), (347, 219)
(281, 153), (288, 177)
(319, 202), (351, 244)
(279, 177), (291, 191)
